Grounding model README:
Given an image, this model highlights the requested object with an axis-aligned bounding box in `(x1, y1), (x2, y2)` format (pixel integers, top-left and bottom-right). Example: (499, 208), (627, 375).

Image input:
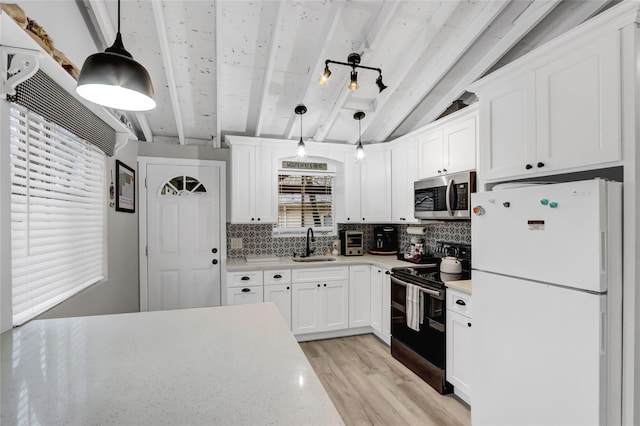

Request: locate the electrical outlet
(230, 237), (243, 249)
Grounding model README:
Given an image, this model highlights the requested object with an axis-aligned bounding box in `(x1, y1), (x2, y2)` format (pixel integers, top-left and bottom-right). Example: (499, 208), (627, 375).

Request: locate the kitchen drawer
(292, 266), (349, 283)
(227, 286), (264, 305)
(447, 288), (472, 318)
(227, 271), (264, 288)
(264, 269), (292, 285)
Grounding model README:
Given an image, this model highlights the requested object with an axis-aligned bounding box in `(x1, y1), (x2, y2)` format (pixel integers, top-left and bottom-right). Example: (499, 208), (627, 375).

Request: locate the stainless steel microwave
(414, 171), (476, 220)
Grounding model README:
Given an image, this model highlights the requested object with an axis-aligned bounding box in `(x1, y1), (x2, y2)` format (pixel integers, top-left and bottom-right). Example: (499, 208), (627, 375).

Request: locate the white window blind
(9, 104), (106, 326)
(277, 174), (334, 233)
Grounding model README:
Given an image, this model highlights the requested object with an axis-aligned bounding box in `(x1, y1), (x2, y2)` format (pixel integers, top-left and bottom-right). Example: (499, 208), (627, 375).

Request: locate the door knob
(211, 259), (218, 265)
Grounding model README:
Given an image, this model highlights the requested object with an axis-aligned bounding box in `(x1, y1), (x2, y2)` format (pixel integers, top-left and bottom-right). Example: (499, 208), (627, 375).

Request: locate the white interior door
(146, 164), (221, 311)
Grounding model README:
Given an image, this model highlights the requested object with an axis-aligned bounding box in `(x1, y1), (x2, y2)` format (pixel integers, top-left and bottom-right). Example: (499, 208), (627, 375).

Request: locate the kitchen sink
(292, 256), (337, 262)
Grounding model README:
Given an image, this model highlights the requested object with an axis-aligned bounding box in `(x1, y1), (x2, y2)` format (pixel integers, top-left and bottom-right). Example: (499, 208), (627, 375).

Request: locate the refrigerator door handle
(445, 179), (454, 216)
(600, 311), (607, 355)
(600, 230), (607, 274)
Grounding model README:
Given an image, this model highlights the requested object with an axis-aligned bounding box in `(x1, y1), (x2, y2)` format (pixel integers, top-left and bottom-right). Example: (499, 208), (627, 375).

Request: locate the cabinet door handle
(241, 288), (251, 293)
(525, 164), (533, 170)
(286, 286), (290, 290)
(467, 322), (472, 327)
(241, 276), (250, 281)
(251, 218), (255, 221)
(442, 168), (447, 173)
(324, 283), (327, 287)
(437, 169), (442, 174)
(455, 299), (466, 306)
(211, 259), (218, 265)
(211, 248), (218, 253)
(317, 284), (320, 288)
(537, 162), (545, 168)
(273, 274), (282, 279)
(385, 271), (391, 275)
(362, 217), (365, 221)
(257, 218), (261, 221)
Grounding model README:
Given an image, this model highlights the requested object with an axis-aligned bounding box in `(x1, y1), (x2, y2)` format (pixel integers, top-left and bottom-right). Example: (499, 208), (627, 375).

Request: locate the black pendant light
(354, 111), (365, 163)
(295, 104), (307, 161)
(76, 0), (155, 111)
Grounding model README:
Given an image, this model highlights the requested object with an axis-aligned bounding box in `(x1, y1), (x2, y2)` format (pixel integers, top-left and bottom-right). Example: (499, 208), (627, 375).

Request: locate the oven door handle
(391, 276), (442, 297)
(445, 179), (454, 216)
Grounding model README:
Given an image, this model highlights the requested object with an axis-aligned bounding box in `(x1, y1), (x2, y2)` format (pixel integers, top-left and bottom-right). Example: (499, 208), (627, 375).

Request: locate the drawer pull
(455, 299), (466, 306)
(273, 274), (282, 279)
(241, 276), (250, 281)
(241, 288), (251, 293)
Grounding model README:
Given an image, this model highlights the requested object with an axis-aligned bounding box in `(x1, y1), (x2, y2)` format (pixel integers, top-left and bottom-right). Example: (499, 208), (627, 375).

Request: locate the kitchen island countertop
(226, 253), (414, 271)
(1, 303), (343, 426)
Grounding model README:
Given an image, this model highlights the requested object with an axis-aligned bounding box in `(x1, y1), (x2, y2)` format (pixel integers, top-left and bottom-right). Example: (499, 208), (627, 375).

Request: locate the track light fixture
(318, 53), (387, 93)
(354, 111), (365, 163)
(295, 104), (308, 161)
(76, 0), (155, 111)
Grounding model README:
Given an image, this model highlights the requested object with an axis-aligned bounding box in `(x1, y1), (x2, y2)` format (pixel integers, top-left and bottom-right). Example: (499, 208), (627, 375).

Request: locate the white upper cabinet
(390, 139), (419, 224)
(360, 147), (392, 223)
(471, 27), (621, 183)
(228, 140), (278, 223)
(339, 145), (392, 223)
(417, 106), (478, 180)
(535, 32), (620, 171)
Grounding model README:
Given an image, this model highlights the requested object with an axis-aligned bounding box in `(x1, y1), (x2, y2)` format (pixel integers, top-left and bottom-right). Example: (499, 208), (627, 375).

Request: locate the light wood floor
(300, 334), (471, 426)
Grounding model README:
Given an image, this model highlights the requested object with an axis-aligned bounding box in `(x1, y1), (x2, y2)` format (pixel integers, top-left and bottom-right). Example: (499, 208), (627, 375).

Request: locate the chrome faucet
(305, 227), (315, 257)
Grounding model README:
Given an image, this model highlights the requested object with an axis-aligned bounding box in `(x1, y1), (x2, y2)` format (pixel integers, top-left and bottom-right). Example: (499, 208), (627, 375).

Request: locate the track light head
(318, 64), (331, 85)
(348, 71), (359, 91)
(376, 74), (388, 93)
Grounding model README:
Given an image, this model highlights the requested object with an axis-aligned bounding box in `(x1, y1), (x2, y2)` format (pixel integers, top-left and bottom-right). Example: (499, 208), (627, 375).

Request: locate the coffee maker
(372, 226), (398, 253)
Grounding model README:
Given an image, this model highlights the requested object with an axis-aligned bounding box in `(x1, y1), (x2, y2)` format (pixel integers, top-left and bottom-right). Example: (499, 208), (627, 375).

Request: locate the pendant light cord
(300, 113), (303, 141)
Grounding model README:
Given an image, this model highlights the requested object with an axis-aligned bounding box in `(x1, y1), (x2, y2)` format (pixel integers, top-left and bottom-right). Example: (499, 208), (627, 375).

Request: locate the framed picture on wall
(115, 160), (135, 213)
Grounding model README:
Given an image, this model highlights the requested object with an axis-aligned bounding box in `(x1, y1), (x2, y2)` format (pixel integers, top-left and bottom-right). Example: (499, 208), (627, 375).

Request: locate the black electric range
(391, 264), (471, 289)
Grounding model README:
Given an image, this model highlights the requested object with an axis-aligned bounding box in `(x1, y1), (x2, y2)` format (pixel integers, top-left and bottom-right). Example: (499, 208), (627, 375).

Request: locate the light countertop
(226, 253), (417, 271)
(1, 304), (343, 426)
(445, 279), (472, 294)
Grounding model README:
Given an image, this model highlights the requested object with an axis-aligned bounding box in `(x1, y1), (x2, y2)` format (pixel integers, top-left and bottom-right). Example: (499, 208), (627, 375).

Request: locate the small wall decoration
(115, 160), (135, 213)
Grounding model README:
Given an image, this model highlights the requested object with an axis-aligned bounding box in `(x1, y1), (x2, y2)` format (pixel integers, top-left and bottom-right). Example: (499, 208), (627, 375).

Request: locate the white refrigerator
(471, 179), (622, 426)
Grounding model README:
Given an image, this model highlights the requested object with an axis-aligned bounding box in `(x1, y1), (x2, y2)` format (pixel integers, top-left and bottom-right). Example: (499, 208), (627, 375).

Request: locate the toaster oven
(339, 230), (363, 256)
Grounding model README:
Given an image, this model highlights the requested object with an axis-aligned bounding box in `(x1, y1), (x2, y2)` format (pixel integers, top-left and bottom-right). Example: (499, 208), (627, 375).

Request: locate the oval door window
(160, 176), (207, 196)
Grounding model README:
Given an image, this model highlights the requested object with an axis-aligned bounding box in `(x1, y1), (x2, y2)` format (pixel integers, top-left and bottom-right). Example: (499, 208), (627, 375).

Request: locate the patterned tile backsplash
(226, 222), (471, 259)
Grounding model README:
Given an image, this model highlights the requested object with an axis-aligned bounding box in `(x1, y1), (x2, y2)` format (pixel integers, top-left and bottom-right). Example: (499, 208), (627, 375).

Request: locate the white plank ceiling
(82, 0), (619, 147)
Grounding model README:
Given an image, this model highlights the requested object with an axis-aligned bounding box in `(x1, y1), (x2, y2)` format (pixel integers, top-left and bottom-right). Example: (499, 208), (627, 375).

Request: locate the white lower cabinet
(227, 286), (264, 305)
(263, 269), (292, 328)
(349, 265), (371, 328)
(370, 267), (391, 345)
(446, 288), (472, 405)
(291, 267), (349, 335)
(381, 269), (391, 342)
(264, 284), (292, 328)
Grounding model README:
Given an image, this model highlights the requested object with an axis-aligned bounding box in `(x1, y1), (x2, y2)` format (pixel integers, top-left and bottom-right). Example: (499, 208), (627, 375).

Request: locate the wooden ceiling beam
(214, 0), (222, 148)
(412, 0), (562, 130)
(151, 0), (185, 145)
(255, 0), (286, 137)
(373, 1), (510, 143)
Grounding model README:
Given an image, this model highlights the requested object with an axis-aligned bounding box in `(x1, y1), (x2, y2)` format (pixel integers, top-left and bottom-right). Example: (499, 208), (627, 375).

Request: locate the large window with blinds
(276, 173), (334, 235)
(9, 104), (106, 326)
